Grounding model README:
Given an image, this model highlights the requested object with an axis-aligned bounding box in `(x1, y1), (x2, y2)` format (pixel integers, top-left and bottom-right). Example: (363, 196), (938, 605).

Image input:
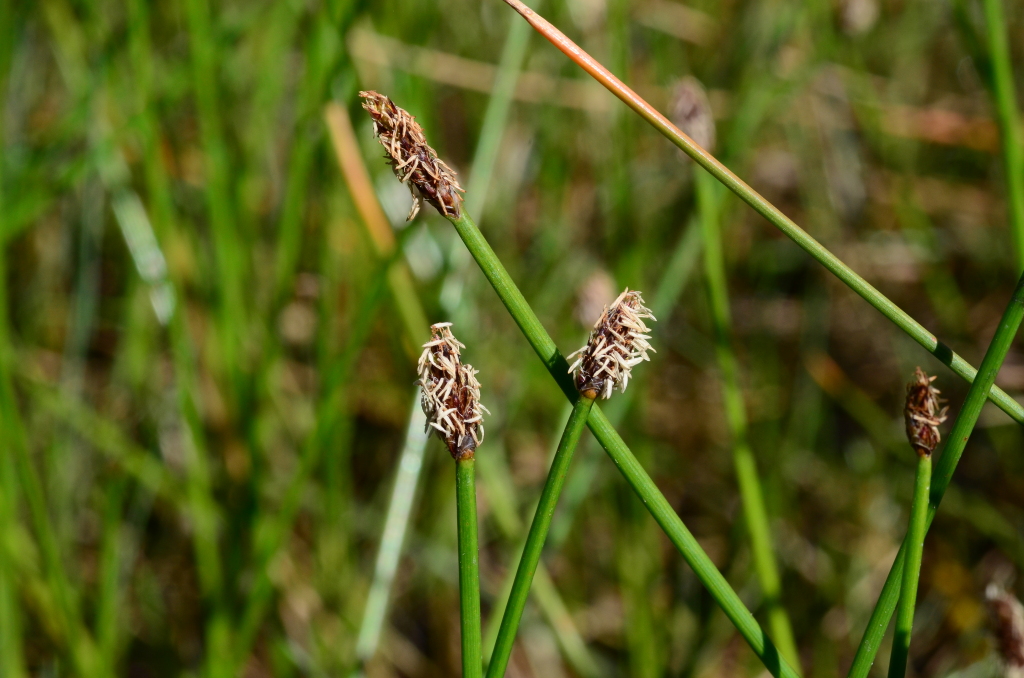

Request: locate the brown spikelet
(986, 584), (1024, 672)
(359, 91), (465, 220)
(417, 323), (488, 460)
(670, 76), (716, 155)
(904, 367), (948, 457)
(566, 289), (656, 400)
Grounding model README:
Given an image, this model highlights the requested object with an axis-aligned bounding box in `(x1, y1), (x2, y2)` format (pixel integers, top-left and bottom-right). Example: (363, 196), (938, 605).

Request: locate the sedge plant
(417, 323), (488, 678)
(487, 289), (656, 678)
(846, 271), (1024, 677)
(887, 369), (947, 678)
(496, 0), (1024, 425)
(357, 90), (802, 678)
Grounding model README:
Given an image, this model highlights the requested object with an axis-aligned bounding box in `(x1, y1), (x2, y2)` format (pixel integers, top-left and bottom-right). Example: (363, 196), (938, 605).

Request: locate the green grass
(3, 0), (1024, 675)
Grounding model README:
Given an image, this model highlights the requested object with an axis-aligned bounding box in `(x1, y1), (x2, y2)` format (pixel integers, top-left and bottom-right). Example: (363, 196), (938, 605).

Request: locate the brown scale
(575, 321), (617, 398)
(571, 291), (653, 400)
(418, 325), (484, 460)
(904, 367), (948, 457)
(359, 91), (464, 219)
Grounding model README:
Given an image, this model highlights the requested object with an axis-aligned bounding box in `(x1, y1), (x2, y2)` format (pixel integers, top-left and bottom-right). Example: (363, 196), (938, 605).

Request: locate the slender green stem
(355, 395), (429, 661)
(479, 430), (602, 678)
(0, 250), (26, 678)
(96, 480), (127, 669)
(982, 0), (1024, 270)
(457, 457), (483, 678)
(271, 17), (341, 305)
(487, 395), (594, 678)
(498, 0), (1024, 425)
(887, 454), (931, 678)
(696, 172), (800, 670)
(184, 0), (246, 393)
(847, 270), (1024, 678)
(447, 210), (799, 678)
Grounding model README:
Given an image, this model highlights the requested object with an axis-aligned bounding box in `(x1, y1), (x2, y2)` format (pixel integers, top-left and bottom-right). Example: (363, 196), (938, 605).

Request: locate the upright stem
(696, 172), (799, 671)
(497, 0), (1024, 424)
(448, 210), (800, 678)
(487, 395), (595, 678)
(457, 457), (483, 678)
(887, 454), (931, 678)
(847, 270), (1024, 678)
(982, 0), (1024, 270)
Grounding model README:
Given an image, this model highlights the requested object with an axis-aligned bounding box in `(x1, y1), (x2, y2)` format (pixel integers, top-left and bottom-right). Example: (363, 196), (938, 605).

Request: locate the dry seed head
(904, 367), (948, 457)
(417, 323), (487, 460)
(986, 584), (1024, 673)
(359, 91), (464, 220)
(566, 288), (656, 399)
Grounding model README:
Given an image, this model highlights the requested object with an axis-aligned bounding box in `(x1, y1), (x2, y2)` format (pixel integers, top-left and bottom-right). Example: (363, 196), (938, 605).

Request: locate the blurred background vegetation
(2, 0), (1024, 676)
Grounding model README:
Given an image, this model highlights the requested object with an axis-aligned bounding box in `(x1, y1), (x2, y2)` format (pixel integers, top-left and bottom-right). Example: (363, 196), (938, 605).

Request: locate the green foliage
(1, 0), (1023, 675)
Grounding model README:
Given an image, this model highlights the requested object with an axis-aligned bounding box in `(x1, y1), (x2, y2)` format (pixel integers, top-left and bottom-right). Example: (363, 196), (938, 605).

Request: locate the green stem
(0, 253), (26, 678)
(696, 172), (800, 671)
(499, 0), (1024, 424)
(457, 457), (483, 678)
(847, 270), (1024, 678)
(487, 395), (594, 678)
(982, 0), (1024, 271)
(447, 210), (799, 678)
(184, 0), (246, 391)
(886, 454), (931, 678)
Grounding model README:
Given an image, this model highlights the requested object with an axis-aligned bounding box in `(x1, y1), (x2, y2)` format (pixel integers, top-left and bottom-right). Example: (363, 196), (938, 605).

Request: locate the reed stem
(696, 171), (800, 671)
(982, 0), (1024, 270)
(497, 0), (1024, 425)
(447, 210), (799, 678)
(487, 394), (595, 678)
(847, 270), (1024, 678)
(457, 457), (483, 678)
(886, 454), (931, 678)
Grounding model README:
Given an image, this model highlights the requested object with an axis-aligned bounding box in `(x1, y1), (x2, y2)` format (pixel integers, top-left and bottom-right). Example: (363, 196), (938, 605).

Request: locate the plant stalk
(886, 454), (931, 678)
(696, 171), (800, 671)
(497, 0), (1024, 425)
(457, 457), (483, 678)
(982, 0), (1024, 271)
(447, 210), (799, 678)
(487, 394), (595, 678)
(847, 269), (1024, 678)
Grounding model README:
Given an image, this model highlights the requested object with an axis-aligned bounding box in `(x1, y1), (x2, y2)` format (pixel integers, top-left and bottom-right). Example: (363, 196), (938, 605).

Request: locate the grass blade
(847, 270), (1024, 678)
(354, 395), (429, 664)
(497, 0), (1024, 425)
(487, 394), (595, 678)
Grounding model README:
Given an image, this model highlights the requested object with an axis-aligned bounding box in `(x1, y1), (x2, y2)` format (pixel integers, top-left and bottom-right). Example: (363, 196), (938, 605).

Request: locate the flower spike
(567, 288), (656, 399)
(359, 91), (465, 220)
(417, 323), (487, 460)
(904, 367), (948, 457)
